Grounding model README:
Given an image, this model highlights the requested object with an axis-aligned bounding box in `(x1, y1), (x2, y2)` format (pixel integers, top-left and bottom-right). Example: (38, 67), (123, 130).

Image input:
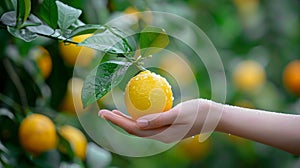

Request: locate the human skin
(98, 99), (300, 156)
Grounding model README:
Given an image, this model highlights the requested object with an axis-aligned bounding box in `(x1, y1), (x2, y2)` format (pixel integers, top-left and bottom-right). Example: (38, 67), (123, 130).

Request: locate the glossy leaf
(68, 24), (105, 38)
(0, 108), (14, 120)
(81, 61), (131, 108)
(0, 11), (17, 26)
(140, 26), (169, 57)
(23, 0), (31, 22)
(78, 26), (132, 54)
(17, 0), (25, 25)
(40, 0), (58, 29)
(7, 26), (38, 42)
(55, 1), (82, 31)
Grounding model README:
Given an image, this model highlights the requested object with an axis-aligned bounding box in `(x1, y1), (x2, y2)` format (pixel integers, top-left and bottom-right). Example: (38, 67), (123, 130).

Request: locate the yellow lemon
(124, 70), (173, 120)
(176, 135), (211, 161)
(283, 60), (300, 95)
(60, 77), (86, 114)
(233, 60), (266, 92)
(59, 125), (87, 160)
(19, 114), (57, 155)
(59, 34), (96, 67)
(30, 46), (52, 79)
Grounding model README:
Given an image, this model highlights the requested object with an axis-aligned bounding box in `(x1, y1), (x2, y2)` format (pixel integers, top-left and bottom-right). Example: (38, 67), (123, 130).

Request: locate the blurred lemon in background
(60, 77), (85, 114)
(59, 125), (87, 160)
(59, 34), (96, 67)
(234, 100), (254, 109)
(283, 60), (300, 95)
(123, 6), (152, 26)
(233, 0), (259, 13)
(124, 70), (173, 120)
(30, 46), (52, 79)
(159, 53), (194, 86)
(19, 114), (57, 155)
(233, 60), (266, 92)
(176, 135), (211, 161)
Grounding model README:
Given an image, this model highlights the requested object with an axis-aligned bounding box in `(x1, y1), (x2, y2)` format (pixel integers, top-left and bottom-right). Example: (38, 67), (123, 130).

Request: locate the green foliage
(40, 0), (58, 29)
(1, 0), (299, 167)
(140, 26), (169, 57)
(81, 61), (131, 108)
(55, 1), (81, 33)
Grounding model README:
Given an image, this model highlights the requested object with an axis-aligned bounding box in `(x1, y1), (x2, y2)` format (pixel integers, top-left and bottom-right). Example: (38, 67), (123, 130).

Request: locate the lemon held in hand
(19, 114), (57, 155)
(124, 70), (173, 120)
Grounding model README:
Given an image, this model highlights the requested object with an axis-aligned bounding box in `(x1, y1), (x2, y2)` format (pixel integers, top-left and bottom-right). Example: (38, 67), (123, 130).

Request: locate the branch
(3, 58), (28, 109)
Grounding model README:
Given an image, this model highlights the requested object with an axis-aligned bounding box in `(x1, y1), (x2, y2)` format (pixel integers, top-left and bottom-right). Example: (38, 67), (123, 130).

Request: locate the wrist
(214, 102), (228, 133)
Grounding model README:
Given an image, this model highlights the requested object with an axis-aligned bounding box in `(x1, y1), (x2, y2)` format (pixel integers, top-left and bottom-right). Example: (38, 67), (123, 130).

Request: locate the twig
(3, 58), (28, 109)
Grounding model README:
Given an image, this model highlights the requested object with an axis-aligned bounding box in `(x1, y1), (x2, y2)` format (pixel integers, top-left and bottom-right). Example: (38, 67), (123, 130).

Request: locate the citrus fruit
(233, 0), (259, 13)
(159, 52), (194, 86)
(29, 46), (52, 79)
(233, 60), (266, 92)
(19, 114), (57, 155)
(124, 70), (173, 119)
(123, 7), (152, 25)
(176, 135), (211, 161)
(60, 77), (85, 114)
(59, 125), (87, 160)
(234, 100), (254, 109)
(59, 34), (96, 67)
(283, 60), (300, 95)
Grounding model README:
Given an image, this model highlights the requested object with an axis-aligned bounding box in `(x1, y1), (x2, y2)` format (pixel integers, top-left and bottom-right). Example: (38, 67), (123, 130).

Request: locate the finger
(136, 108), (178, 129)
(99, 110), (171, 138)
(112, 110), (132, 120)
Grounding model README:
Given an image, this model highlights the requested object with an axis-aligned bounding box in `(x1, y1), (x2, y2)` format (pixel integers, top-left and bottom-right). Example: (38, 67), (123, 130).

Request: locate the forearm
(216, 103), (300, 155)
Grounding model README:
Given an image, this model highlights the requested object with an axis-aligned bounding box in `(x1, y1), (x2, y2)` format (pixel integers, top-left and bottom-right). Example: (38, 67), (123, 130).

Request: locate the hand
(98, 99), (221, 143)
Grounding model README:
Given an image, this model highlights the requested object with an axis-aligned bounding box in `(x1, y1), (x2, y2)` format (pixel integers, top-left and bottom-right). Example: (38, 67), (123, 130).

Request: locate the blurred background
(1, 0), (300, 167)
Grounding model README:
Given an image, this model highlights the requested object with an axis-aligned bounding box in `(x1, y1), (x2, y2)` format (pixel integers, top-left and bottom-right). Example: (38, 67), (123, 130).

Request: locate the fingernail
(137, 119), (148, 127)
(98, 110), (106, 119)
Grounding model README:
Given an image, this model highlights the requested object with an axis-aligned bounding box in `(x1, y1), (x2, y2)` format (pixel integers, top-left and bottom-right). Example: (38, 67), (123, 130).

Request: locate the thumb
(136, 109), (178, 129)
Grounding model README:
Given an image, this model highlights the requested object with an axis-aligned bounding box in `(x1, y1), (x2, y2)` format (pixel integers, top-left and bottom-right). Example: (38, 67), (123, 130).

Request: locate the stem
(3, 58), (28, 110)
(36, 33), (78, 45)
(0, 93), (23, 114)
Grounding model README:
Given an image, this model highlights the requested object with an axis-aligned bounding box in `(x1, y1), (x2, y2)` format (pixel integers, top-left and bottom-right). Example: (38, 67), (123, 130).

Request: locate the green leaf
(68, 24), (105, 38)
(26, 24), (55, 36)
(40, 0), (58, 29)
(0, 12), (42, 27)
(32, 150), (60, 168)
(17, 0), (25, 25)
(0, 108), (14, 120)
(0, 11), (17, 26)
(140, 26), (169, 57)
(23, 0), (31, 22)
(7, 26), (38, 42)
(11, 0), (17, 10)
(58, 131), (75, 159)
(78, 26), (132, 54)
(55, 1), (82, 31)
(81, 61), (131, 108)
